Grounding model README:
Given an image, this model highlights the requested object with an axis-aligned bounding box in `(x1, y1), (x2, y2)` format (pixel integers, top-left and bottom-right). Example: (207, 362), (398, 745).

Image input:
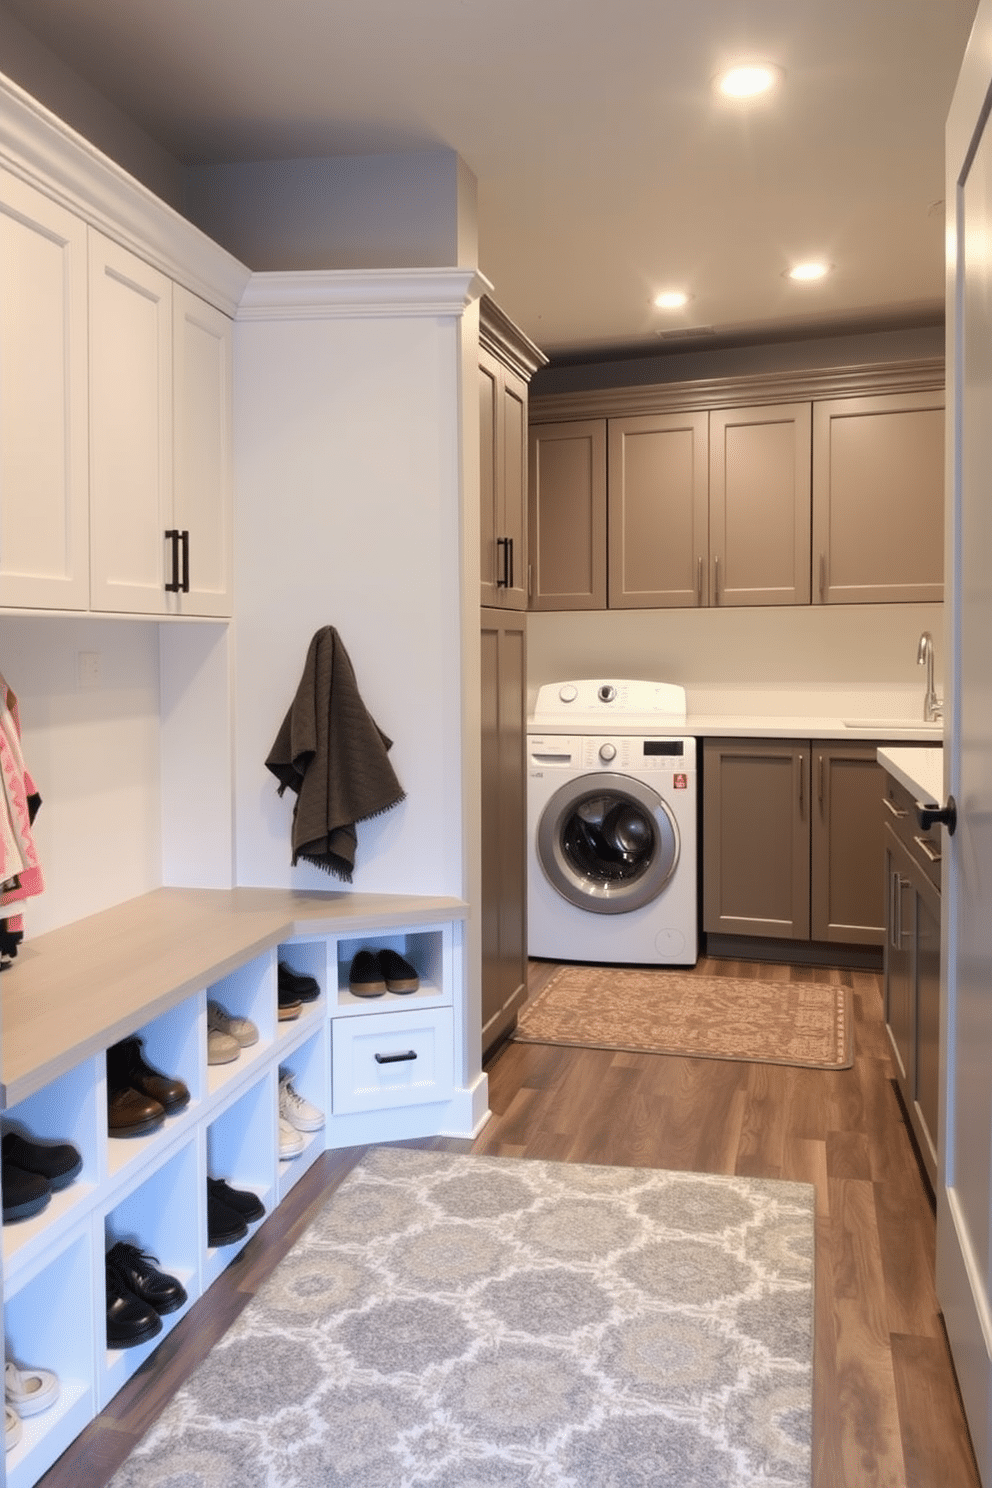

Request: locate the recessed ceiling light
(653, 290), (692, 310)
(786, 261), (832, 282)
(714, 63), (783, 100)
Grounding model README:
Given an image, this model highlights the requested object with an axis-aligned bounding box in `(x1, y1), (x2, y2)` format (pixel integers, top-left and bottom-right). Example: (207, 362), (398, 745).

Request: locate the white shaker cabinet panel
(172, 287), (233, 617)
(88, 230), (173, 615)
(0, 169), (90, 610)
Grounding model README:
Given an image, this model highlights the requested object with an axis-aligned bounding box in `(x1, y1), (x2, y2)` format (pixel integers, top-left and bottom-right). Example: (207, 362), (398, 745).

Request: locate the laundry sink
(841, 718), (943, 732)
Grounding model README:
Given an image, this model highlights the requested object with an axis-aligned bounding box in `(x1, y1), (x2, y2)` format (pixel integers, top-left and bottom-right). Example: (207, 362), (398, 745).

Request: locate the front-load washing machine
(527, 679), (697, 965)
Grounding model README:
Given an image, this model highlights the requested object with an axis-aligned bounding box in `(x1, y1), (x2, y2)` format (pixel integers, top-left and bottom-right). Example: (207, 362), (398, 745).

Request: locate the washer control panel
(529, 735), (697, 776)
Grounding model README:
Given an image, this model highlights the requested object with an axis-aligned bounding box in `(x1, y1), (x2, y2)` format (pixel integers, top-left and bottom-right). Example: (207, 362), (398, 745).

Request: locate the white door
(939, 4), (992, 1480)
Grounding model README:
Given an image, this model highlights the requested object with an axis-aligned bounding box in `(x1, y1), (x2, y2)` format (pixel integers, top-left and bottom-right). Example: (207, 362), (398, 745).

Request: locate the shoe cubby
(334, 923), (452, 1013)
(205, 957), (271, 1098)
(99, 1137), (200, 1410)
(275, 1028), (328, 1205)
(3, 1223), (96, 1488)
(104, 996), (199, 1183)
(276, 939), (327, 1002)
(203, 1081), (273, 1289)
(2, 1054), (100, 1276)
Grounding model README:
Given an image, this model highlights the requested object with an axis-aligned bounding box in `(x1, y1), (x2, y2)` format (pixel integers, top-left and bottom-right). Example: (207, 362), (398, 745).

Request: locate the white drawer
(331, 1006), (454, 1114)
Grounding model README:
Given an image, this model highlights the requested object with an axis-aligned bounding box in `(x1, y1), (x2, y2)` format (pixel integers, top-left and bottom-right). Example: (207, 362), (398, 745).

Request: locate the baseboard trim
(704, 933), (883, 971)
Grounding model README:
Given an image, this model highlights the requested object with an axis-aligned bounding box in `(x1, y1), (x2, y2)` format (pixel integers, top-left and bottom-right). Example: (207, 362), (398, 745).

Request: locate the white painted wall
(231, 273), (473, 899)
(0, 616), (163, 937)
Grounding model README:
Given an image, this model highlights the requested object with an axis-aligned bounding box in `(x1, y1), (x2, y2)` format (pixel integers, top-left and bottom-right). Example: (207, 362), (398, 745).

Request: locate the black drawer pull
(374, 1050), (417, 1065)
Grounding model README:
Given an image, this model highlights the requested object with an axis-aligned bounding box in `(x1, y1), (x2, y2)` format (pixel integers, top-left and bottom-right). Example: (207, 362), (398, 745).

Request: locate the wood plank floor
(34, 955), (980, 1488)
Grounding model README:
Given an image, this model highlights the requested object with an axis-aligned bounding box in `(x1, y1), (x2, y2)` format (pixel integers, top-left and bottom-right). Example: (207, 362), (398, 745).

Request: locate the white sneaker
(5, 1359), (59, 1417)
(279, 1071), (324, 1133)
(278, 1116), (304, 1159)
(208, 1000), (258, 1048)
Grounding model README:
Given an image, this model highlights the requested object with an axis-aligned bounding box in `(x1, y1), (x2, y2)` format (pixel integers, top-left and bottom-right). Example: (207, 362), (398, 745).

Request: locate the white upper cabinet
(0, 169), (90, 610)
(88, 230), (174, 614)
(172, 286), (233, 617)
(89, 234), (233, 617)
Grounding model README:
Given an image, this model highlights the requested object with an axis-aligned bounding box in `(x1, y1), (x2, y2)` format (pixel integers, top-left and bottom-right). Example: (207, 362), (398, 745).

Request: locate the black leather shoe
(207, 1187), (249, 1246)
(348, 949), (386, 997)
(105, 1258), (163, 1348)
(3, 1130), (82, 1191)
(207, 1176), (265, 1225)
(107, 1085), (166, 1138)
(278, 961), (320, 1001)
(107, 1037), (190, 1116)
(106, 1242), (187, 1315)
(378, 947), (420, 993)
(1, 1162), (51, 1223)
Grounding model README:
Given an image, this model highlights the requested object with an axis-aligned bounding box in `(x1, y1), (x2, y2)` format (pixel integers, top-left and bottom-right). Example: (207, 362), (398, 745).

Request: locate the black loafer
(277, 961), (321, 1002)
(207, 1188), (249, 1247)
(379, 947), (420, 993)
(1, 1163), (51, 1223)
(348, 949), (386, 997)
(106, 1242), (187, 1315)
(105, 1259), (163, 1348)
(207, 1176), (265, 1224)
(3, 1131), (83, 1191)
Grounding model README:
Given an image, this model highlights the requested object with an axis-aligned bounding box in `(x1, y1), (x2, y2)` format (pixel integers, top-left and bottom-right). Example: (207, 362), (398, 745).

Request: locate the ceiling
(0, 0), (978, 363)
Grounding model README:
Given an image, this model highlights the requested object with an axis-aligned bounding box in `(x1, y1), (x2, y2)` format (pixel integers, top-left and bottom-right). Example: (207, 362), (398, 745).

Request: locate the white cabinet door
(0, 169), (89, 609)
(172, 286), (233, 617)
(88, 231), (173, 615)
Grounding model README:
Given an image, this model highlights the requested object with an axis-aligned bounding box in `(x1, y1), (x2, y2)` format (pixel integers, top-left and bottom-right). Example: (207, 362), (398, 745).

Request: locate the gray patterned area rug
(108, 1146), (815, 1488)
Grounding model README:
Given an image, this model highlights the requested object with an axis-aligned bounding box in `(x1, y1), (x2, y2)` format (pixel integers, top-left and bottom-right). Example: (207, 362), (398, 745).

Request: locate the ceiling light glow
(715, 63), (782, 99)
(787, 261), (831, 282)
(653, 290), (691, 310)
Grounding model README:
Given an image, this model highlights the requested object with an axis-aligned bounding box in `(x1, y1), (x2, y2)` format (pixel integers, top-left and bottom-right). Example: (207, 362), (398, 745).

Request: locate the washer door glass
(537, 773), (679, 915)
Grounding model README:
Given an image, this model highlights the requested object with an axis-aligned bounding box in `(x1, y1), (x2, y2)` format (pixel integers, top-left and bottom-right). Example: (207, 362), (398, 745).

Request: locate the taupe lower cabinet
(883, 773), (941, 1185)
(703, 738), (889, 946)
(480, 609), (528, 1054)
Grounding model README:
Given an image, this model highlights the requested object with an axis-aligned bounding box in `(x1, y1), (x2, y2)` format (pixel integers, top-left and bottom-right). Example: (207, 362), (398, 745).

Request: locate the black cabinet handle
(374, 1050), (417, 1065)
(165, 529), (180, 591)
(916, 796), (957, 835)
(179, 529), (189, 593)
(496, 536), (509, 588)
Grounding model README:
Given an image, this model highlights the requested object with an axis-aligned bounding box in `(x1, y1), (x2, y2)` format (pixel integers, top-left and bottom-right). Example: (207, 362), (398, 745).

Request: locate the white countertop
(877, 746), (944, 803)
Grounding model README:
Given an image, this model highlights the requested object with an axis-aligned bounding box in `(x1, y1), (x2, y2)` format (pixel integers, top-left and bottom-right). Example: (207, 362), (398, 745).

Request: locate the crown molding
(236, 268), (492, 321)
(0, 72), (250, 315)
(529, 357), (945, 423)
(480, 294), (548, 380)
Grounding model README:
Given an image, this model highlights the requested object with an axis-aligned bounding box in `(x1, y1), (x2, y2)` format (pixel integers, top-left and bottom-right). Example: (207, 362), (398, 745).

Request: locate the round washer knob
(598, 684), (617, 703)
(559, 684), (578, 703)
(599, 742), (617, 762)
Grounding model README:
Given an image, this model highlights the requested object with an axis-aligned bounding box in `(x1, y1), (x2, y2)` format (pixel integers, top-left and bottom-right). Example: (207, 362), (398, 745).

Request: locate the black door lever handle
(916, 795), (957, 835)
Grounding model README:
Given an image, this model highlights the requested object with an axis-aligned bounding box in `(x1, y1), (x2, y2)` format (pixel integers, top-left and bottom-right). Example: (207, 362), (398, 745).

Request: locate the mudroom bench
(0, 886), (474, 1488)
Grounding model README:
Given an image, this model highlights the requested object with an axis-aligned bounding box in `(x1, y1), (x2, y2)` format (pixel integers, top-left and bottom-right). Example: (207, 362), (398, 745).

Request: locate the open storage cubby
(333, 922), (451, 1012)
(106, 997), (201, 1184)
(99, 1137), (200, 1409)
(4, 1224), (95, 1488)
(275, 1026), (329, 1205)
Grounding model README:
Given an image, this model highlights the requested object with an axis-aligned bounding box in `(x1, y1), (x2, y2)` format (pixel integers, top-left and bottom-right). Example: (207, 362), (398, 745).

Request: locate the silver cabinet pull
(713, 554), (720, 605)
(913, 835), (942, 864)
(798, 754), (805, 811)
(818, 754), (824, 806)
(883, 796), (908, 819)
(818, 553), (826, 601)
(697, 555), (703, 604)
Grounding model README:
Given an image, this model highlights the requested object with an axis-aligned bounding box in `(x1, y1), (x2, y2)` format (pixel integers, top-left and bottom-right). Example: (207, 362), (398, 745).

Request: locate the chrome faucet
(917, 631), (943, 722)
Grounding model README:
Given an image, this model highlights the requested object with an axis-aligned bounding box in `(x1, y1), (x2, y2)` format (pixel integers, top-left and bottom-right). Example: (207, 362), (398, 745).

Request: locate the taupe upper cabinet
(528, 361), (944, 611)
(529, 418), (607, 609)
(479, 297), (545, 610)
(607, 411), (708, 607)
(812, 390), (944, 603)
(709, 403), (812, 606)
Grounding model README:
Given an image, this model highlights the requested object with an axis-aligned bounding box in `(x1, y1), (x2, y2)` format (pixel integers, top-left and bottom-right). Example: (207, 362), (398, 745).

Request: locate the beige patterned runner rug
(515, 965), (853, 1069)
(107, 1145), (814, 1487)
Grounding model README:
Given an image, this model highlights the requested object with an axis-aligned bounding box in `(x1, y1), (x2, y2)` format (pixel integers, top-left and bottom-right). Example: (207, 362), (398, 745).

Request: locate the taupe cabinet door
(480, 609), (528, 1055)
(704, 738), (889, 946)
(528, 419), (607, 609)
(608, 411), (709, 607)
(480, 348), (529, 610)
(703, 740), (811, 939)
(812, 391), (944, 603)
(709, 403), (812, 606)
(810, 744), (887, 944)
